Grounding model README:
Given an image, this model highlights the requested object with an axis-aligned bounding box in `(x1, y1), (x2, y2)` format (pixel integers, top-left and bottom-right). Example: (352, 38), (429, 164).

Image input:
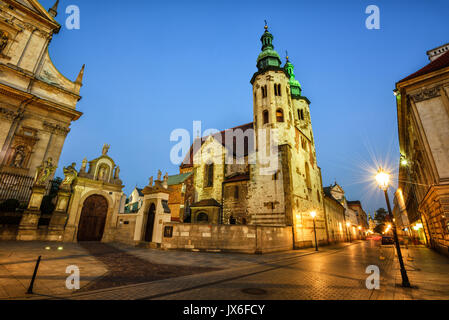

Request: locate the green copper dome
(257, 26), (282, 71)
(284, 58), (302, 98)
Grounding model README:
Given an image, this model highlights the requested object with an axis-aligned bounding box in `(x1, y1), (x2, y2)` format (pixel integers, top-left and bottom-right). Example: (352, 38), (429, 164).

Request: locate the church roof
(180, 122), (254, 169)
(167, 172), (193, 185)
(398, 49), (449, 83)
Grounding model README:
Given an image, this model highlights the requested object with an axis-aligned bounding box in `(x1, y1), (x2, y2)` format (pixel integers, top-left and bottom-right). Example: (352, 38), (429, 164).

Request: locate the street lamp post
(310, 211), (318, 251)
(376, 168), (411, 288)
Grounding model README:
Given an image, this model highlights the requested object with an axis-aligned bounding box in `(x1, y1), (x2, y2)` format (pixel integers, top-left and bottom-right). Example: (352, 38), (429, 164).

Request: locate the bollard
(27, 256), (42, 294)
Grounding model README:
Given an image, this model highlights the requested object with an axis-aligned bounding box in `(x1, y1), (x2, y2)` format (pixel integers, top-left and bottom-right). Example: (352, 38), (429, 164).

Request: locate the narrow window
(262, 85), (267, 98)
(205, 164), (214, 187)
(277, 84), (282, 96)
(234, 186), (239, 199)
(274, 84), (278, 96)
(276, 109), (284, 122)
(263, 110), (269, 124)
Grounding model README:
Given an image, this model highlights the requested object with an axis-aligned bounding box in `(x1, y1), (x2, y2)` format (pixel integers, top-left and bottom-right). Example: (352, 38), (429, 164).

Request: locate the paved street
(1, 240), (449, 300)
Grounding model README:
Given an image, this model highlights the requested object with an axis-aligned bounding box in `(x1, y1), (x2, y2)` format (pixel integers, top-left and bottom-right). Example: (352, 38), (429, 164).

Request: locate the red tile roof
(399, 50), (449, 83)
(180, 122), (254, 168)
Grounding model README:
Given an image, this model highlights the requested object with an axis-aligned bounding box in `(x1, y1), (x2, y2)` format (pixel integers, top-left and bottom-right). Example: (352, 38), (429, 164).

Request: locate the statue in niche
(102, 144), (110, 155)
(11, 147), (26, 168)
(34, 158), (57, 186)
(61, 163), (77, 188)
(0, 31), (8, 53)
(157, 170), (162, 181)
(98, 165), (109, 181)
(148, 176), (153, 187)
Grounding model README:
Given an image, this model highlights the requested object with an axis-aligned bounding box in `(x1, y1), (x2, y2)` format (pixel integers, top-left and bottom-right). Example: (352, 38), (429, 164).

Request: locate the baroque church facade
(0, 0), (83, 178)
(178, 25), (327, 248)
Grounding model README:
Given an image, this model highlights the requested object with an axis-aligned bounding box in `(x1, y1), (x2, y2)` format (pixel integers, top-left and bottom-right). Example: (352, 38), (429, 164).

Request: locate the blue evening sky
(40, 0), (449, 215)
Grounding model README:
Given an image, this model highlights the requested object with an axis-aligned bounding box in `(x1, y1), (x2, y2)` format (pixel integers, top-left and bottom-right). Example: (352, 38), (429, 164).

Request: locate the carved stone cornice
(410, 86), (441, 102)
(42, 121), (70, 136)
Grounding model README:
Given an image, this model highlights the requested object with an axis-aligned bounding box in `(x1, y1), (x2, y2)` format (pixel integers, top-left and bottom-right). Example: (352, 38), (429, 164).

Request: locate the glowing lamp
(375, 168), (390, 190)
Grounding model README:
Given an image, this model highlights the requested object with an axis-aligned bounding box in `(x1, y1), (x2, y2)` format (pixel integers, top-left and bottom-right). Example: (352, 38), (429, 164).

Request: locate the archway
(144, 203), (156, 242)
(77, 195), (108, 241)
(197, 212), (209, 223)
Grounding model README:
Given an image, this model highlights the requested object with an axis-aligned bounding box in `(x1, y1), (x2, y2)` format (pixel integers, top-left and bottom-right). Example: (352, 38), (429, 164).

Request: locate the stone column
(17, 185), (46, 241)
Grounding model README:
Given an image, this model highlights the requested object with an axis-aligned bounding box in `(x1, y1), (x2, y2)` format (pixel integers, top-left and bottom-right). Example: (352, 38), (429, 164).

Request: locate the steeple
(256, 22), (282, 71)
(48, 0), (59, 18)
(284, 53), (302, 98)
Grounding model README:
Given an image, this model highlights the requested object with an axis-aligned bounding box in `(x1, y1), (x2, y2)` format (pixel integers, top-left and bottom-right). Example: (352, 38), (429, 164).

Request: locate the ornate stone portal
(63, 145), (124, 242)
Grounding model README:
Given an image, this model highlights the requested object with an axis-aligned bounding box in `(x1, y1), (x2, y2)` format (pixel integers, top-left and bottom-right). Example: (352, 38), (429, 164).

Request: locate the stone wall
(112, 213), (138, 245)
(161, 223), (293, 254)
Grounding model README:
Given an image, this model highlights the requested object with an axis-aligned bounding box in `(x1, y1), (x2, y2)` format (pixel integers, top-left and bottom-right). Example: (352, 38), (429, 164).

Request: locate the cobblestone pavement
(77, 242), (217, 292)
(151, 240), (395, 300)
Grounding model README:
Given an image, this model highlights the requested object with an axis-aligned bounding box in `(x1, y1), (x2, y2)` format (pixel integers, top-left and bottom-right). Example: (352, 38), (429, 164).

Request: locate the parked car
(381, 235), (394, 245)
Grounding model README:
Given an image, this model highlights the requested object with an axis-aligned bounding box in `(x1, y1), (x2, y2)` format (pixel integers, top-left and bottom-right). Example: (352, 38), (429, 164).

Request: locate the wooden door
(77, 195), (108, 241)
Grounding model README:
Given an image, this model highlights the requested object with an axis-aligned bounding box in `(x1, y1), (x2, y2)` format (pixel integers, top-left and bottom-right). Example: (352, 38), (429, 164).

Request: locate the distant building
(395, 42), (449, 255)
(125, 187), (144, 213)
(347, 201), (369, 231)
(323, 182), (364, 241)
(323, 186), (346, 243)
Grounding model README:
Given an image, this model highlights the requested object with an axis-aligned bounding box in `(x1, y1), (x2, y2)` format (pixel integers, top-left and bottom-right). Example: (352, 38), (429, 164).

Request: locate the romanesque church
(177, 24), (326, 248)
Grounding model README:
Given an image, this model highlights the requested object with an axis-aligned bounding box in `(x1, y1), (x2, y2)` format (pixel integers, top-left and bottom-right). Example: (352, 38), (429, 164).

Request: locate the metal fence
(0, 172), (34, 203)
(0, 172), (59, 204)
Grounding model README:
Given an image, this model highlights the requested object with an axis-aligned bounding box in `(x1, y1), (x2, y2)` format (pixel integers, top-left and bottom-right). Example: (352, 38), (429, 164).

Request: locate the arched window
(305, 162), (311, 190)
(276, 109), (284, 122)
(298, 109), (304, 121)
(263, 110), (269, 124)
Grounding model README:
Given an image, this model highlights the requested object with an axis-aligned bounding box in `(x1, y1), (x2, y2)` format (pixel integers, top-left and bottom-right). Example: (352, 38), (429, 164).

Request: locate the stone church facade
(0, 0), (83, 178)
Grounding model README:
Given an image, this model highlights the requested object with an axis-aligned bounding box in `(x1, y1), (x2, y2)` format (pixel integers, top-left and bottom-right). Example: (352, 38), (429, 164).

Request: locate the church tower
(248, 24), (325, 248)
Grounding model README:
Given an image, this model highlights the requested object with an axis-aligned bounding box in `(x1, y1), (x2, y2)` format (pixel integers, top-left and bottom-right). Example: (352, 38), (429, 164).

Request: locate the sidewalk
(380, 245), (449, 300)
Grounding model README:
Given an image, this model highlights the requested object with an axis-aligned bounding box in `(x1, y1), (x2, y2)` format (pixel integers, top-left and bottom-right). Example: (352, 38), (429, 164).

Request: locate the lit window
(276, 109), (284, 122)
